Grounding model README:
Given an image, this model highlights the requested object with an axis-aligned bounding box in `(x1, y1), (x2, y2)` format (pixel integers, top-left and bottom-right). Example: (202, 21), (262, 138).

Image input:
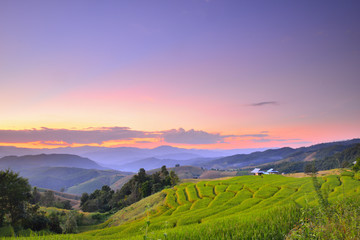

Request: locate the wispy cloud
(238, 134), (269, 138)
(249, 101), (278, 107)
(252, 138), (302, 143)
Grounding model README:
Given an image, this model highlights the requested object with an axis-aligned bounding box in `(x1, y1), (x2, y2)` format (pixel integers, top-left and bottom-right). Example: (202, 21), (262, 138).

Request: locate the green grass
(214, 184), (228, 194)
(174, 186), (189, 205)
(163, 189), (179, 209)
(185, 184), (200, 202)
(225, 184), (243, 192)
(5, 174), (360, 240)
(196, 183), (215, 198)
(253, 184), (279, 198)
(208, 191), (235, 207)
(66, 174), (124, 195)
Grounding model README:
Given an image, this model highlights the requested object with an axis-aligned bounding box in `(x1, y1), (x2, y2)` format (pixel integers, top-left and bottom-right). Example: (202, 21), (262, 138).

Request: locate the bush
(287, 198), (360, 240)
(16, 228), (34, 237)
(341, 170), (354, 177)
(60, 211), (78, 234)
(0, 225), (15, 237)
(354, 172), (360, 180)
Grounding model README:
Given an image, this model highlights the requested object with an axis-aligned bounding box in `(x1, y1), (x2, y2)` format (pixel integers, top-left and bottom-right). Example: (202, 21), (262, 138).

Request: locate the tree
(169, 170), (179, 186)
(304, 162), (317, 176)
(30, 187), (41, 204)
(80, 193), (89, 207)
(0, 169), (31, 226)
(352, 157), (360, 172)
(48, 211), (62, 233)
(62, 200), (72, 210)
(160, 165), (169, 178)
(160, 165), (171, 186)
(22, 205), (49, 231)
(41, 190), (55, 207)
(60, 211), (78, 233)
(137, 168), (147, 183)
(141, 181), (152, 198)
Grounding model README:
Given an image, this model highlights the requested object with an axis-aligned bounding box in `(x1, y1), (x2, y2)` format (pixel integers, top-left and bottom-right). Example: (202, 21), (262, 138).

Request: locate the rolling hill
(37, 188), (81, 209)
(80, 145), (227, 169)
(260, 143), (360, 173)
(74, 173), (360, 239)
(66, 173), (127, 195)
(202, 139), (360, 170)
(0, 154), (105, 171)
(0, 153), (135, 194)
(116, 157), (214, 172)
(18, 167), (132, 194)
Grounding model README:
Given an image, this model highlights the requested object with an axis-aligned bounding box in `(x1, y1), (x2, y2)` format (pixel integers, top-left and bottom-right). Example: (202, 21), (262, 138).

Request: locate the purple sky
(0, 0), (359, 149)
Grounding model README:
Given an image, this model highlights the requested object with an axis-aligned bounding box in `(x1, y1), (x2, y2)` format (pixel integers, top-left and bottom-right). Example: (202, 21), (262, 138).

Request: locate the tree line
(80, 166), (179, 212)
(0, 166), (179, 236)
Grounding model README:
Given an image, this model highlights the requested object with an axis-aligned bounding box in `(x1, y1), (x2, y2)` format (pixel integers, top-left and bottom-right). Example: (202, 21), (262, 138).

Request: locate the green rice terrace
(5, 173), (360, 240)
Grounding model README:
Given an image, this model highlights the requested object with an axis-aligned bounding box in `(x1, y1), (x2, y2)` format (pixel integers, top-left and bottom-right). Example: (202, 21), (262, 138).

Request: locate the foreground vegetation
(4, 172), (358, 239)
(2, 163), (360, 239)
(0, 166), (179, 237)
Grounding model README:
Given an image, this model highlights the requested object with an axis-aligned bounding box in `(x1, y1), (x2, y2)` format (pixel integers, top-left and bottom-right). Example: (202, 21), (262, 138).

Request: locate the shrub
(341, 170), (354, 177)
(0, 225), (15, 237)
(287, 198), (360, 240)
(60, 211), (78, 234)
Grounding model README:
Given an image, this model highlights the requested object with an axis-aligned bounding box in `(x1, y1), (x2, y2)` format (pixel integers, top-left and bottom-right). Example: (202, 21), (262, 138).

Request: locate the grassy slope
(10, 174), (360, 240)
(17, 167), (130, 193)
(66, 174), (125, 195)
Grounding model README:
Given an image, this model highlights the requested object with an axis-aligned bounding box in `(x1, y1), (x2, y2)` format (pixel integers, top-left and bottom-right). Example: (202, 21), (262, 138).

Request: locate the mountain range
(0, 154), (105, 171)
(0, 154), (132, 194)
(1, 139), (360, 195)
(0, 145), (268, 170)
(205, 138), (360, 171)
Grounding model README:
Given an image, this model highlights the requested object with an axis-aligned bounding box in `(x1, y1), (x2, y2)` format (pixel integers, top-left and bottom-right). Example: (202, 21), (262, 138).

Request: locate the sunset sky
(0, 0), (360, 149)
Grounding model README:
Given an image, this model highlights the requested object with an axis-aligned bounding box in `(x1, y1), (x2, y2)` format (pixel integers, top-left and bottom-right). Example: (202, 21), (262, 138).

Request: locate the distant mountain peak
(152, 145), (178, 150)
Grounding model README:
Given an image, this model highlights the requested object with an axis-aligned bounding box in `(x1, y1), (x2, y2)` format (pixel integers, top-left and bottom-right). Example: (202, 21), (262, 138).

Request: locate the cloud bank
(0, 127), (230, 145)
(0, 127), (303, 147)
(0, 127), (153, 144)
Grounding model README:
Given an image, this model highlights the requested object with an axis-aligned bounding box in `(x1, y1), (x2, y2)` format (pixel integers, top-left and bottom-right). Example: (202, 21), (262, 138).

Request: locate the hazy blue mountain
(0, 153), (106, 171)
(0, 145), (268, 170)
(80, 145), (269, 169)
(0, 146), (37, 158)
(204, 139), (360, 170)
(18, 166), (131, 193)
(116, 156), (215, 172)
(203, 147), (294, 169)
(260, 143), (360, 174)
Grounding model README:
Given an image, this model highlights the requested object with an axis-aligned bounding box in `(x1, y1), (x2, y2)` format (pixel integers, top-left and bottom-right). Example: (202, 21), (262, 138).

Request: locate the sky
(0, 0), (360, 149)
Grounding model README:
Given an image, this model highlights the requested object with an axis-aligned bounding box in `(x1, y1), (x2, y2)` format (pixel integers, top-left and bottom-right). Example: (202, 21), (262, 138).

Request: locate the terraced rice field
(9, 174), (360, 240)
